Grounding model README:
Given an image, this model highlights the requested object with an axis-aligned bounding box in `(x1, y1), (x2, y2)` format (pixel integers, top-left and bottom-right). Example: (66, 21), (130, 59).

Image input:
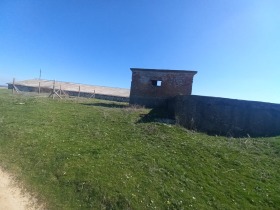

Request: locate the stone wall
(169, 95), (280, 137)
(129, 68), (197, 107)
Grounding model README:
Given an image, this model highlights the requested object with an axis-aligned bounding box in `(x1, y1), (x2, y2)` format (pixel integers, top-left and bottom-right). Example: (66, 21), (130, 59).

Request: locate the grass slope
(0, 89), (280, 209)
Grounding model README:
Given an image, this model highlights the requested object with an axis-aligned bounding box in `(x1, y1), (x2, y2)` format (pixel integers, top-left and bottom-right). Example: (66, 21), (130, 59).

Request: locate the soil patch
(0, 167), (41, 210)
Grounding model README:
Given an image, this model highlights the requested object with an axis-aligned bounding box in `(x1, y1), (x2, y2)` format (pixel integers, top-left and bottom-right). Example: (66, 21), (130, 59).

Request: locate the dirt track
(0, 168), (38, 210)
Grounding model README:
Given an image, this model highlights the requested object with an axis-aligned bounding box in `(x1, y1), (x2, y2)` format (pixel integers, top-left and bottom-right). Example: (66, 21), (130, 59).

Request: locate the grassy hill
(0, 89), (280, 209)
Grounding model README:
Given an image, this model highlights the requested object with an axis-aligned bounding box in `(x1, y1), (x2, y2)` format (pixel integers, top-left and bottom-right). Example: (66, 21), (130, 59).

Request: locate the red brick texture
(129, 68), (197, 107)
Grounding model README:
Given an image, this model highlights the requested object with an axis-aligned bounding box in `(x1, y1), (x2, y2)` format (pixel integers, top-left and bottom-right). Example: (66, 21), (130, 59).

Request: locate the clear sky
(1, 0), (280, 103)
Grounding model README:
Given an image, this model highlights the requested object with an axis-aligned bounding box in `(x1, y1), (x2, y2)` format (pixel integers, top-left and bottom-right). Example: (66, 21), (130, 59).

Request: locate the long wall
(8, 84), (129, 102)
(168, 95), (280, 137)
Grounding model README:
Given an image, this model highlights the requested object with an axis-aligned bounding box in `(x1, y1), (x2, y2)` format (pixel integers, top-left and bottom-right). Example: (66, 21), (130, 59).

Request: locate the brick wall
(129, 68), (197, 107)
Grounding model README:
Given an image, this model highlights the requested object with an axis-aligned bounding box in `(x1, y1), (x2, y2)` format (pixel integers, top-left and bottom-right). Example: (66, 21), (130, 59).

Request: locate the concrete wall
(129, 68), (197, 107)
(8, 84), (51, 93)
(169, 95), (280, 137)
(67, 91), (129, 102)
(8, 84), (129, 103)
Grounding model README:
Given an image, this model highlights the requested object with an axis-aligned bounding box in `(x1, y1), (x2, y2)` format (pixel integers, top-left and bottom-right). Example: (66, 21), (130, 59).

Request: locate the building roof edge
(130, 68), (197, 74)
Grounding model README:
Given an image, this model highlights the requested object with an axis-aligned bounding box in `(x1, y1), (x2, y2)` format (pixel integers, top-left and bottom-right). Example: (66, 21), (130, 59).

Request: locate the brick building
(129, 68), (197, 107)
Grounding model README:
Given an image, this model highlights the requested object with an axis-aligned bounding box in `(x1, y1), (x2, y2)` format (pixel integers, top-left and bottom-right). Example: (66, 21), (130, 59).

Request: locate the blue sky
(1, 0), (280, 103)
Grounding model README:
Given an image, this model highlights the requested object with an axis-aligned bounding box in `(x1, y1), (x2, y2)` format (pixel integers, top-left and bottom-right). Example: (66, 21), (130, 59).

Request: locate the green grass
(0, 89), (280, 209)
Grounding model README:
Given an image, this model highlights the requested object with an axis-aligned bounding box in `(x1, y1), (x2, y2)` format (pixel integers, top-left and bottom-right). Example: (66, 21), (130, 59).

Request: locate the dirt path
(0, 168), (39, 210)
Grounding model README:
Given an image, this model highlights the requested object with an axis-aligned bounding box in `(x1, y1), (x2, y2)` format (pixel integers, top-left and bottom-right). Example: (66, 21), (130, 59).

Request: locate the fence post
(52, 80), (55, 99)
(78, 85), (81, 98)
(38, 82), (41, 94)
(12, 78), (15, 94)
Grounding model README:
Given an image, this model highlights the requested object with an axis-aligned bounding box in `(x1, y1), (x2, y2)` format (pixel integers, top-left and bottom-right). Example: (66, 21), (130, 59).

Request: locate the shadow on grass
(82, 102), (176, 124)
(137, 106), (175, 124)
(81, 102), (128, 109)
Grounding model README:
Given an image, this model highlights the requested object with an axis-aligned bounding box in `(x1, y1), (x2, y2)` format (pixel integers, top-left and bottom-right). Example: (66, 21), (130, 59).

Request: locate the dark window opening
(151, 80), (162, 87)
